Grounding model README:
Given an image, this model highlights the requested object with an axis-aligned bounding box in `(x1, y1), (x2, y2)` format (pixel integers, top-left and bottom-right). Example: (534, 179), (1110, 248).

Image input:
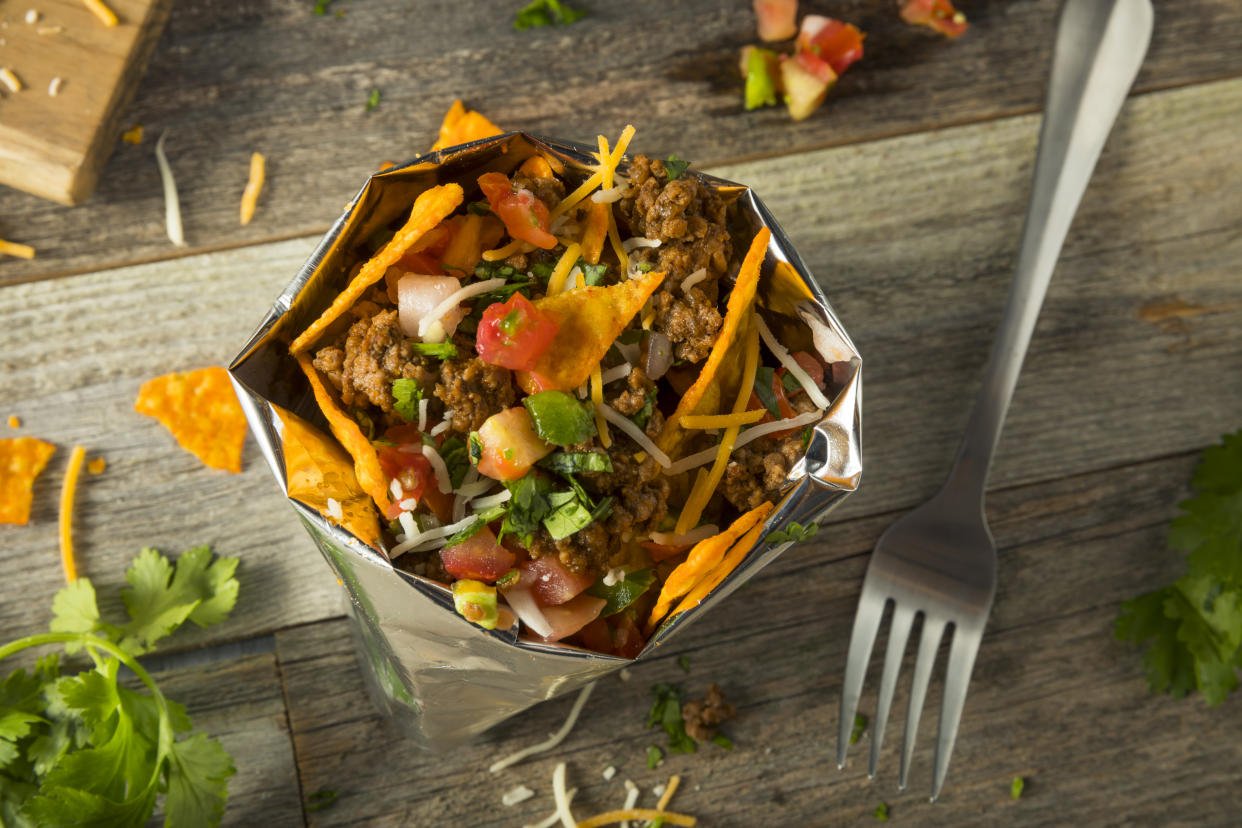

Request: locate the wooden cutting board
(0, 0), (171, 205)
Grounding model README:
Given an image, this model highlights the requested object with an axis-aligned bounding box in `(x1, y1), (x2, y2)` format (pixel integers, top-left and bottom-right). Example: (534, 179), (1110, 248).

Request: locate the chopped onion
(399, 273), (466, 340)
(680, 268), (708, 294)
(397, 511), (416, 537)
(598, 403), (671, 468)
(600, 363), (632, 385)
(622, 236), (660, 252)
(429, 420), (451, 437)
(389, 513), (478, 557)
(664, 408), (824, 477)
(398, 498), (417, 511)
(756, 315), (833, 410)
(389, 478), (404, 501)
(650, 525), (719, 546)
(503, 785), (535, 806)
(421, 444), (453, 494)
(499, 587), (554, 641)
(417, 398), (429, 432)
(417, 277), (506, 340)
(472, 489), (512, 510)
(325, 498), (343, 520)
(642, 331), (672, 380)
(614, 340), (641, 365)
(456, 478), (494, 499)
(154, 132), (186, 248)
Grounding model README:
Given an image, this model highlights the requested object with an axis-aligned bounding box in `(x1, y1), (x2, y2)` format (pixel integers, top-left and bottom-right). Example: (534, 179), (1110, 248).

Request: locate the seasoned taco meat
(313, 305), (439, 414)
(682, 684), (735, 741)
(435, 357), (518, 435)
(720, 396), (818, 511)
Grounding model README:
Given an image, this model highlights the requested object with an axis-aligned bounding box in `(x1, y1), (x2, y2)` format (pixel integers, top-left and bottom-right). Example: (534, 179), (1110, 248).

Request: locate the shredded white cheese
(652, 783), (666, 799)
(600, 363), (632, 385)
(590, 184), (627, 203)
(602, 567), (625, 587)
(24, 10), (38, 24)
(429, 420), (451, 437)
(664, 408), (824, 477)
(47, 76), (61, 96)
(0, 68), (22, 93)
(680, 268), (708, 295)
(489, 682), (596, 773)
(502, 785), (535, 806)
(421, 445), (454, 494)
(521, 789), (578, 828)
(417, 277), (506, 339)
(471, 489), (512, 510)
(622, 236), (660, 253)
(602, 765), (617, 781)
(417, 398), (429, 432)
(398, 498), (417, 511)
(390, 513), (479, 557)
(598, 403), (671, 468)
(619, 780), (640, 828)
(755, 315), (833, 410)
(456, 478), (494, 499)
(325, 498), (343, 520)
(154, 132), (186, 247)
(650, 525), (720, 547)
(552, 762), (576, 828)
(389, 478), (404, 501)
(397, 511), (416, 538)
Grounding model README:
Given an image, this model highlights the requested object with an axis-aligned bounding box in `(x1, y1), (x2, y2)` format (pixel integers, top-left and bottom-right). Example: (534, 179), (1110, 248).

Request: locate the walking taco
(230, 116), (862, 746)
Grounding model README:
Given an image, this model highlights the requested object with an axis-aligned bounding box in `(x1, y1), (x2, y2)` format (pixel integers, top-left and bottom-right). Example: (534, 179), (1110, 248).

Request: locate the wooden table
(3, 1), (1240, 825)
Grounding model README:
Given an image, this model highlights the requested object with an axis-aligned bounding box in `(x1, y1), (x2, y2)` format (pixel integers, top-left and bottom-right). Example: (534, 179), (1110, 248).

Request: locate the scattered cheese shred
(421, 444), (453, 494)
(418, 277), (506, 340)
(0, 239), (35, 259)
(605, 206), (630, 277)
(755, 314), (834, 410)
(590, 364), (611, 448)
(596, 134), (612, 187)
(1, 68), (23, 93)
(575, 809), (697, 828)
(239, 151), (266, 226)
(552, 762), (576, 828)
(679, 409), (765, 430)
(598, 404), (670, 468)
(59, 445), (86, 584)
(121, 124), (143, 144)
(87, 457), (106, 475)
(664, 408), (824, 477)
(7, 416), (20, 428)
(551, 170), (604, 220)
(154, 132), (186, 247)
(502, 785), (535, 806)
(82, 0), (118, 26)
(489, 682), (596, 773)
(546, 242), (583, 295)
(482, 237), (530, 262)
(656, 774), (681, 811)
(47, 77), (63, 96)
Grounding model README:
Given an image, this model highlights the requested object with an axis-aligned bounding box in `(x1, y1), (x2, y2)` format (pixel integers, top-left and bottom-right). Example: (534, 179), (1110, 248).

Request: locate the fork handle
(945, 0), (1153, 503)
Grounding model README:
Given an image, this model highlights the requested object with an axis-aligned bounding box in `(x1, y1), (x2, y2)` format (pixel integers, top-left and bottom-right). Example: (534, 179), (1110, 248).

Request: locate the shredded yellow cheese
(674, 322), (760, 534)
(590, 364), (611, 448)
(121, 124), (144, 145)
(597, 134), (614, 189)
(551, 170), (604, 220)
(87, 457), (107, 475)
(240, 151), (266, 226)
(481, 238), (530, 262)
(575, 808), (696, 828)
(679, 409), (765, 430)
(607, 125), (637, 173)
(605, 207), (630, 276)
(656, 775), (681, 811)
(59, 445), (86, 584)
(546, 242), (583, 295)
(0, 239), (36, 259)
(0, 68), (23, 93)
(82, 0), (118, 26)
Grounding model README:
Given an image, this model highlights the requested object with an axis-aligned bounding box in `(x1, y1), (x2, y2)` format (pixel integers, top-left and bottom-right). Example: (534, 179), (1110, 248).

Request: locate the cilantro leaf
(538, 452), (613, 475)
(587, 569), (655, 617)
(873, 802), (889, 821)
(501, 473), (555, 545)
(307, 788), (339, 812)
(514, 0), (587, 30)
(664, 155), (690, 180)
(164, 732), (235, 828)
(439, 437), (470, 488)
(765, 521), (819, 545)
(850, 713), (868, 744)
(1011, 776), (1025, 800)
(543, 495), (596, 540)
(411, 342), (458, 360)
(119, 546), (240, 654)
(365, 88), (380, 112)
(647, 683), (696, 754)
(392, 379), (423, 423)
(752, 366), (780, 417)
(575, 260), (608, 286)
(646, 745), (663, 770)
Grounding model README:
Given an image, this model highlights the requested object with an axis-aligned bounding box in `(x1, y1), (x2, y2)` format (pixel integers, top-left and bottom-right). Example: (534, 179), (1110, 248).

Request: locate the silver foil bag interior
(229, 132), (863, 750)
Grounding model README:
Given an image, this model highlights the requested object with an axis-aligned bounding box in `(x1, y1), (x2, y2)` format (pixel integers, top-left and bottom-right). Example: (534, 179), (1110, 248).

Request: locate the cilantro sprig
(765, 521), (819, 545)
(1, 546), (239, 826)
(514, 0), (587, 30)
(1115, 430), (1242, 705)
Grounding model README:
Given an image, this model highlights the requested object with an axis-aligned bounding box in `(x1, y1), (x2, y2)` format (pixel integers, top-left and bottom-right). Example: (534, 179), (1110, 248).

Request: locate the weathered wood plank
(2, 0), (1241, 281)
(1, 78), (1237, 646)
(274, 451), (1242, 826)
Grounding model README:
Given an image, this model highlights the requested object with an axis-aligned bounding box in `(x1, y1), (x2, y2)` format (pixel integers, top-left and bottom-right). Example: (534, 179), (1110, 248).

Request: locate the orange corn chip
(647, 501), (774, 631)
(134, 366), (246, 473)
(579, 200), (610, 266)
(7, 415), (20, 428)
(276, 405), (380, 546)
(295, 353), (393, 517)
(430, 100), (504, 151)
(289, 183), (464, 354)
(516, 269), (666, 393)
(0, 437), (56, 525)
(87, 457), (107, 474)
(667, 504), (773, 623)
(658, 227), (770, 456)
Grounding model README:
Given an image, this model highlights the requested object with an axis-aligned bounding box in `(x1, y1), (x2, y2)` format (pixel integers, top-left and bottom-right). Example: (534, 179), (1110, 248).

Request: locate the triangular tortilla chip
(0, 437), (56, 525)
(657, 227), (770, 457)
(646, 501), (773, 631)
(134, 367), (246, 473)
(276, 406), (380, 546)
(667, 504), (773, 624)
(516, 269), (666, 393)
(290, 183), (464, 354)
(430, 100), (504, 152)
(295, 352), (393, 517)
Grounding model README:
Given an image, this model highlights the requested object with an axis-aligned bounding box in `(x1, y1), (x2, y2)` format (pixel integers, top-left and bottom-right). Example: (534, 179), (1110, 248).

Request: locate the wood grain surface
(2, 0), (1242, 281)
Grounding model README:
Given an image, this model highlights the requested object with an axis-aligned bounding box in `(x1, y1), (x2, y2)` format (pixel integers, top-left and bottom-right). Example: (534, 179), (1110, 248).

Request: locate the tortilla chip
(762, 260), (815, 318)
(276, 405), (380, 546)
(134, 367), (246, 473)
(658, 227), (770, 456)
(295, 352), (393, 517)
(646, 501), (774, 631)
(289, 183), (464, 354)
(0, 437), (56, 525)
(667, 505), (773, 623)
(430, 100), (504, 152)
(516, 269), (666, 393)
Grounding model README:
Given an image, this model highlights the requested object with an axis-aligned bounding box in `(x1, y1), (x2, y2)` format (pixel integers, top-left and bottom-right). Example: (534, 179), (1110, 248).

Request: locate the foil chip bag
(229, 130), (863, 749)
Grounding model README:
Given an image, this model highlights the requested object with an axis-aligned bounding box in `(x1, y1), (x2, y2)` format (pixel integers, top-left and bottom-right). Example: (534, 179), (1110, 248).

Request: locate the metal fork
(836, 0), (1153, 801)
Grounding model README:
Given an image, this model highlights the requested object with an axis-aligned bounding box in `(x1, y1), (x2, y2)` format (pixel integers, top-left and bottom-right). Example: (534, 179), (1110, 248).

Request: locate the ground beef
(513, 173), (565, 212)
(682, 684), (735, 742)
(435, 357), (517, 434)
(618, 155), (732, 363)
(312, 305), (439, 414)
(608, 366), (655, 416)
(719, 397), (817, 511)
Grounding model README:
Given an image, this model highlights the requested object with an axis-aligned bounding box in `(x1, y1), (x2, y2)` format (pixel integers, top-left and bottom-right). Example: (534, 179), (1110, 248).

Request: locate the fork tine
(898, 615), (947, 791)
(930, 624), (984, 801)
(868, 603), (916, 778)
(836, 589), (887, 768)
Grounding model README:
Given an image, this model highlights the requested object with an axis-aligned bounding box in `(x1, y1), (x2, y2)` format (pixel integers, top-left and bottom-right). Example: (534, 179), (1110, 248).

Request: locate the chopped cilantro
(711, 732), (734, 750)
(651, 818), (665, 828)
(538, 451), (613, 475)
(753, 366), (780, 416)
(468, 432), (483, 466)
(392, 378), (423, 422)
(312, 0), (334, 15)
(802, 426), (813, 449)
(630, 388), (658, 430)
(646, 745), (663, 770)
(1011, 776), (1025, 800)
(677, 654), (691, 673)
(1115, 429), (1242, 705)
(501, 473), (555, 545)
(474, 261), (521, 281)
(765, 521), (819, 545)
(576, 259), (609, 286)
(467, 200), (493, 215)
(439, 436), (470, 488)
(664, 155), (690, 180)
(366, 87), (381, 112)
(851, 713), (868, 744)
(496, 568), (520, 590)
(636, 261), (654, 273)
(587, 569), (655, 617)
(523, 391), (596, 446)
(542, 493), (596, 540)
(443, 505), (508, 548)
(530, 261), (556, 281)
(648, 683), (696, 754)
(873, 802), (889, 821)
(514, 0), (587, 30)
(411, 342), (458, 359)
(307, 789), (339, 812)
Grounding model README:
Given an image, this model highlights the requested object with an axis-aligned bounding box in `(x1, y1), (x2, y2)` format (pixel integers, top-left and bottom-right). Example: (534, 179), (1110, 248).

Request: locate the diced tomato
(792, 48), (837, 86)
(578, 617), (615, 653)
(537, 593), (607, 642)
(475, 407), (553, 481)
(791, 350), (826, 390)
(397, 250), (445, 276)
(779, 54), (833, 122)
(384, 424), (424, 444)
(477, 172), (557, 250)
(797, 15), (864, 75)
(476, 293), (559, 372)
(440, 528), (516, 583)
(377, 445), (432, 505)
(900, 0), (968, 38)
(753, 0), (797, 42)
(521, 556), (596, 606)
(610, 613), (646, 659)
(772, 369), (796, 421)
